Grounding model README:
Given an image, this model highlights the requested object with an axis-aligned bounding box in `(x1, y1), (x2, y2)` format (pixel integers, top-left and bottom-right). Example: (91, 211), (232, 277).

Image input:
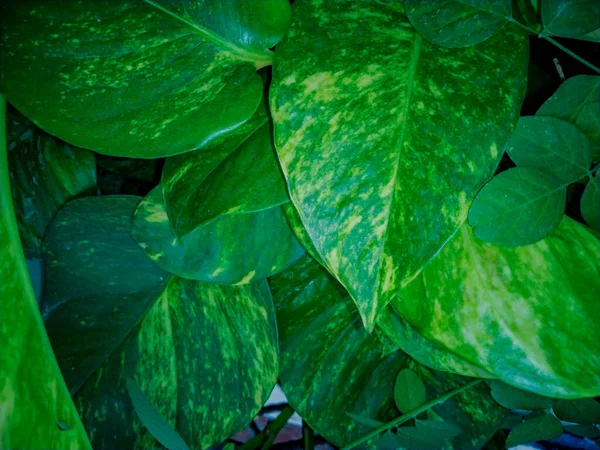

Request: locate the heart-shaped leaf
(270, 0), (528, 330)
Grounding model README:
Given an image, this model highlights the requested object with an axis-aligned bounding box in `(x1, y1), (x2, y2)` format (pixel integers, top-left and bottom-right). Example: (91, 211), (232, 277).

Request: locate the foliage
(1, 1), (599, 449)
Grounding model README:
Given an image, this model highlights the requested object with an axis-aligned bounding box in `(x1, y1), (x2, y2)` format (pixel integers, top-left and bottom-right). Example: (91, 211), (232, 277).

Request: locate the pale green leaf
(391, 218), (600, 398)
(507, 116), (592, 184)
(0, 0), (291, 157)
(270, 0), (528, 330)
(131, 187), (304, 284)
(505, 412), (563, 447)
(0, 95), (92, 449)
(541, 0), (600, 38)
(406, 0), (511, 47)
(581, 177), (600, 232)
(553, 398), (600, 425)
(394, 369), (427, 413)
(469, 167), (566, 246)
(489, 380), (553, 410)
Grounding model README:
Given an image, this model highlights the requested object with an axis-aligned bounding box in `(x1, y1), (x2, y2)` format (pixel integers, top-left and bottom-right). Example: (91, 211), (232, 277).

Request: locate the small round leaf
(394, 369), (427, 413)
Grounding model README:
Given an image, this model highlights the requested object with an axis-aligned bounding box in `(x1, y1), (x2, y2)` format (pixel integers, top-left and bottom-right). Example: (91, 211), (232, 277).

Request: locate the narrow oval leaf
(0, 96), (92, 449)
(132, 187), (304, 284)
(553, 398), (600, 425)
(7, 108), (96, 258)
(581, 177), (600, 232)
(564, 424), (600, 438)
(126, 378), (190, 450)
(0, 0), (291, 157)
(406, 0), (511, 48)
(505, 412), (563, 447)
(541, 0), (600, 38)
(469, 167), (566, 246)
(507, 116), (592, 184)
(270, 0), (528, 330)
(391, 218), (600, 398)
(270, 255), (506, 449)
(489, 380), (554, 410)
(42, 196), (170, 394)
(394, 369), (427, 413)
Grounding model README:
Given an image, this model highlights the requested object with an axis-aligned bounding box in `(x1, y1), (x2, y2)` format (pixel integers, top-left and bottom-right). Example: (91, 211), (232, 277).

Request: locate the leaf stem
(238, 406), (295, 450)
(303, 421), (315, 450)
(340, 379), (483, 450)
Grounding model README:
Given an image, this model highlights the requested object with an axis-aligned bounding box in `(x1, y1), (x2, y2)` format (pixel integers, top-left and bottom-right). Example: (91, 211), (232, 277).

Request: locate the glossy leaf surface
(489, 380), (553, 410)
(581, 177), (600, 232)
(271, 0), (528, 329)
(0, 0), (291, 157)
(390, 219), (600, 398)
(469, 167), (566, 246)
(505, 412), (563, 447)
(541, 0), (600, 38)
(0, 96), (91, 449)
(406, 0), (511, 47)
(132, 187), (304, 284)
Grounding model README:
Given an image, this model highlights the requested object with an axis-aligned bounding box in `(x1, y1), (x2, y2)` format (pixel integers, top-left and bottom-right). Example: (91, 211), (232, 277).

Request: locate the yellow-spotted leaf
(391, 218), (600, 398)
(132, 186), (304, 284)
(0, 95), (91, 449)
(270, 0), (528, 330)
(0, 0), (291, 157)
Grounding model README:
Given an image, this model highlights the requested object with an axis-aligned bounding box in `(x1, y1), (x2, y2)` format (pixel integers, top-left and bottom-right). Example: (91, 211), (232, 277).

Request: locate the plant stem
(303, 421), (314, 450)
(238, 406), (295, 450)
(341, 379), (483, 450)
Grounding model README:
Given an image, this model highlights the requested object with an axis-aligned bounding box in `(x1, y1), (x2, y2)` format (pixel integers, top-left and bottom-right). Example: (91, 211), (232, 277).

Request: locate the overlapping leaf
(505, 412), (563, 447)
(0, 96), (91, 450)
(541, 0), (600, 39)
(389, 218), (600, 398)
(270, 0), (528, 330)
(581, 176), (600, 232)
(132, 187), (304, 284)
(0, 0), (291, 157)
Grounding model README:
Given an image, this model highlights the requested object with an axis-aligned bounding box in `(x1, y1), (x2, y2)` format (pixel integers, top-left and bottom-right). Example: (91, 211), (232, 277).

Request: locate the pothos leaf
(131, 186), (304, 284)
(505, 412), (563, 447)
(390, 218), (600, 398)
(270, 0), (528, 330)
(541, 0), (600, 38)
(0, 0), (291, 157)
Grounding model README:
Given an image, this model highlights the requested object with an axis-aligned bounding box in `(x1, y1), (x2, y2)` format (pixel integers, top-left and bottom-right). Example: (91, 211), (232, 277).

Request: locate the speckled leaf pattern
(0, 0), (291, 157)
(405, 0), (511, 47)
(0, 96), (92, 450)
(42, 196), (170, 395)
(270, 0), (528, 330)
(7, 108), (96, 259)
(391, 218), (600, 398)
(469, 167), (566, 246)
(270, 255), (506, 449)
(132, 187), (304, 284)
(581, 177), (600, 232)
(74, 277), (278, 450)
(506, 116), (592, 184)
(537, 75), (600, 160)
(541, 0), (600, 38)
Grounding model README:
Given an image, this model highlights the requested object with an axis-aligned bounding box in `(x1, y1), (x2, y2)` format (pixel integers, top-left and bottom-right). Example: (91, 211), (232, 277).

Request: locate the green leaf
(469, 167), (566, 246)
(270, 255), (506, 449)
(541, 0), (600, 38)
(270, 0), (528, 330)
(489, 380), (553, 410)
(7, 108), (96, 258)
(552, 398), (600, 425)
(131, 186), (304, 284)
(394, 369), (427, 413)
(390, 218), (600, 398)
(345, 413), (385, 429)
(126, 378), (190, 450)
(501, 414), (525, 429)
(405, 0), (511, 48)
(42, 196), (170, 394)
(505, 412), (563, 447)
(564, 424), (600, 438)
(581, 177), (600, 232)
(0, 96), (92, 449)
(536, 75), (600, 160)
(507, 116), (592, 184)
(415, 419), (463, 439)
(0, 0), (291, 157)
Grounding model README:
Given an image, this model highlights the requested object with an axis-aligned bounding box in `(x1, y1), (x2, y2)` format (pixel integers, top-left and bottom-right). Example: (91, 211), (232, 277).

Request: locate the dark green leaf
(270, 0), (528, 330)
(0, 95), (91, 449)
(541, 0), (600, 38)
(505, 412), (563, 447)
(469, 167), (566, 246)
(7, 108), (96, 258)
(389, 218), (600, 398)
(415, 419), (462, 438)
(42, 196), (169, 395)
(507, 116), (592, 184)
(345, 413), (384, 429)
(489, 380), (553, 410)
(501, 415), (525, 430)
(393, 425), (453, 449)
(564, 424), (600, 438)
(581, 177), (600, 232)
(131, 187), (304, 284)
(405, 0), (511, 48)
(0, 0), (291, 157)
(394, 369), (427, 413)
(553, 398), (600, 425)
(126, 378), (190, 450)
(96, 154), (158, 183)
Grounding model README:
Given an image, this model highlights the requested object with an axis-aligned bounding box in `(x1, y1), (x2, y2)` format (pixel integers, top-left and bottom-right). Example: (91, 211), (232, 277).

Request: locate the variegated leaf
(270, 0), (528, 330)
(391, 218), (600, 398)
(0, 0), (291, 157)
